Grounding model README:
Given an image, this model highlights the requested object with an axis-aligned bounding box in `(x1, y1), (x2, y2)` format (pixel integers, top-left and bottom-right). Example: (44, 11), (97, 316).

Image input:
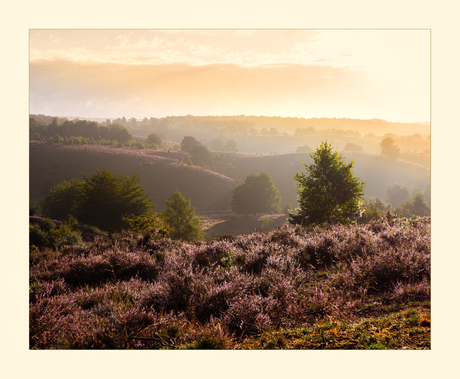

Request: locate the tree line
(33, 140), (430, 246)
(228, 141), (430, 225)
(36, 169), (203, 242)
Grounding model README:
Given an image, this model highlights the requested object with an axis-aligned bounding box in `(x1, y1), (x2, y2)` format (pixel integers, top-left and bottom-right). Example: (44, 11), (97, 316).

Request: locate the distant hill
(217, 151), (429, 207)
(29, 142), (236, 212)
(30, 141), (430, 216)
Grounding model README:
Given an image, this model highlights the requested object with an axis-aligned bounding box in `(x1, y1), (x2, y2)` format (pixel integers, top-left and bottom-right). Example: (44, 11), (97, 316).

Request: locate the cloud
(29, 58), (369, 118)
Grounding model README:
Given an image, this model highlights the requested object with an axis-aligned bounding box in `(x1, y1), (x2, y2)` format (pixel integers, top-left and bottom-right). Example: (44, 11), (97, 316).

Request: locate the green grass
(236, 302), (430, 350)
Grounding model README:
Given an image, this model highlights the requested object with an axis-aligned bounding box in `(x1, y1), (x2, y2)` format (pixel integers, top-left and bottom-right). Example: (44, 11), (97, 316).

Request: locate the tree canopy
(40, 169), (154, 234)
(40, 179), (85, 222)
(394, 192), (430, 217)
(180, 136), (203, 153)
(380, 137), (400, 159)
(289, 141), (365, 227)
(146, 133), (163, 147)
(190, 144), (212, 166)
(343, 142), (363, 152)
(230, 172), (281, 215)
(385, 183), (409, 208)
(161, 189), (204, 242)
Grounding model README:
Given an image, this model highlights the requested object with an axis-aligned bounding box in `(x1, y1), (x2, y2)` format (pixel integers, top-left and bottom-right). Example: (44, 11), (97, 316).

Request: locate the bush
(29, 213), (430, 349)
(358, 198), (389, 224)
(50, 224), (84, 250)
(146, 133), (163, 147)
(29, 225), (49, 248)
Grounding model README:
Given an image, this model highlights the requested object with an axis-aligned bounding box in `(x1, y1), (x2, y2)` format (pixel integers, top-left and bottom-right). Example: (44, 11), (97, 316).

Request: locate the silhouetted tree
(224, 139), (238, 152)
(190, 144), (212, 166)
(343, 143), (363, 152)
(146, 133), (163, 147)
(231, 172), (281, 215)
(385, 183), (409, 208)
(395, 192), (430, 217)
(181, 136), (202, 153)
(40, 179), (85, 222)
(109, 125), (132, 144)
(380, 137), (400, 158)
(75, 169), (153, 234)
(41, 170), (154, 234)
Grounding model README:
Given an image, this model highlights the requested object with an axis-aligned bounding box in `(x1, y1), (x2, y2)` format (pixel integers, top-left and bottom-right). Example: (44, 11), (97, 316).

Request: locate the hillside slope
(223, 151), (430, 206)
(29, 142), (235, 212)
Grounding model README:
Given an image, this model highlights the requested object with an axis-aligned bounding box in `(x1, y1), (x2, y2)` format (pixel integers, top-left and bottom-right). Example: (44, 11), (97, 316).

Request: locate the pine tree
(289, 141), (365, 227)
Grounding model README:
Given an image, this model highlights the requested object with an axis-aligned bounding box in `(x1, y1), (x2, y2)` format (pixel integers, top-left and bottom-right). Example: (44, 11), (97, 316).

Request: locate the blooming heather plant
(30, 215), (431, 349)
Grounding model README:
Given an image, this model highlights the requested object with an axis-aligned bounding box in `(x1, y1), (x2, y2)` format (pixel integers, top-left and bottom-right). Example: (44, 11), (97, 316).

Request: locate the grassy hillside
(30, 141), (430, 217)
(30, 141), (235, 212)
(30, 216), (430, 349)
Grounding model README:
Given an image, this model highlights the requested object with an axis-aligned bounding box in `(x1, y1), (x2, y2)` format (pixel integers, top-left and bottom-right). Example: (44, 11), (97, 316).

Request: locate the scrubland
(30, 216), (430, 349)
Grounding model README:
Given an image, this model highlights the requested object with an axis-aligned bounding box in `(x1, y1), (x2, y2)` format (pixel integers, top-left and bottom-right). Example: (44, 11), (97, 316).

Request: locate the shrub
(50, 224), (84, 250)
(29, 212), (430, 349)
(29, 225), (49, 248)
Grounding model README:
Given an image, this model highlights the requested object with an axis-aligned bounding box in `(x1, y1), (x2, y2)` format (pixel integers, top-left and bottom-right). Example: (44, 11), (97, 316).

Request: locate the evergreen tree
(40, 170), (154, 234)
(190, 144), (212, 166)
(75, 169), (153, 234)
(289, 141), (365, 227)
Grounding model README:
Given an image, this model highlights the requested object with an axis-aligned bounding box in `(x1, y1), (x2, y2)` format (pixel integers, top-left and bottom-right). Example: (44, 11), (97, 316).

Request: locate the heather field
(29, 216), (430, 349)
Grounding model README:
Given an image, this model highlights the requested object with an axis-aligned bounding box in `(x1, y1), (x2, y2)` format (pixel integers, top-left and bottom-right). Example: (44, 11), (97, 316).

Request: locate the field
(29, 215), (430, 349)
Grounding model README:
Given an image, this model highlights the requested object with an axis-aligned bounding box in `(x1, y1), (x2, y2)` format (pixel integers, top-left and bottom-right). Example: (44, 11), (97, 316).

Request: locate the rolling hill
(30, 141), (430, 219)
(29, 141), (236, 212)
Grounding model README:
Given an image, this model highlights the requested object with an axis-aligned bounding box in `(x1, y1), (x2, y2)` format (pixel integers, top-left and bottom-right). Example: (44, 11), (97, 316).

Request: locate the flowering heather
(30, 216), (430, 349)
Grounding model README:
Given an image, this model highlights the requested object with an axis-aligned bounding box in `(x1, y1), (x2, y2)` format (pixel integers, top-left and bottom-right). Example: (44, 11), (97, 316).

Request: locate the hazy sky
(29, 29), (430, 123)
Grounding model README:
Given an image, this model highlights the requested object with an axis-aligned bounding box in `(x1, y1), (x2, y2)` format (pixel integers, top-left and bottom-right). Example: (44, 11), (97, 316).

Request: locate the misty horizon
(29, 29), (430, 124)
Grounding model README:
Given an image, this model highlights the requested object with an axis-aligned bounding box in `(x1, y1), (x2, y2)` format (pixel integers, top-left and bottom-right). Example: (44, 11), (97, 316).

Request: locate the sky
(29, 29), (430, 123)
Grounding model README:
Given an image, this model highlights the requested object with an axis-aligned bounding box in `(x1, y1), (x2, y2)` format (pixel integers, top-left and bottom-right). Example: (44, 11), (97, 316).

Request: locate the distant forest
(30, 114), (430, 163)
(30, 113), (430, 218)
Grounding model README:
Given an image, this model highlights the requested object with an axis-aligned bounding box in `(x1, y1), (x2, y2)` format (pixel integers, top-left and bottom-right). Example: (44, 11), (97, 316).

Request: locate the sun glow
(29, 29), (430, 123)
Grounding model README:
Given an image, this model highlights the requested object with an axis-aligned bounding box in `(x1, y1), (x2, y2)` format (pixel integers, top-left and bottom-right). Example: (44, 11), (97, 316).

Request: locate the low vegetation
(30, 215), (430, 349)
(29, 118), (431, 350)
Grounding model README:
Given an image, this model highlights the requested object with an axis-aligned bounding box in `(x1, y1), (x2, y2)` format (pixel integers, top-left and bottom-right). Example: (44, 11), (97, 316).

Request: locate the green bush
(40, 218), (56, 233)
(50, 224), (83, 250)
(29, 225), (49, 248)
